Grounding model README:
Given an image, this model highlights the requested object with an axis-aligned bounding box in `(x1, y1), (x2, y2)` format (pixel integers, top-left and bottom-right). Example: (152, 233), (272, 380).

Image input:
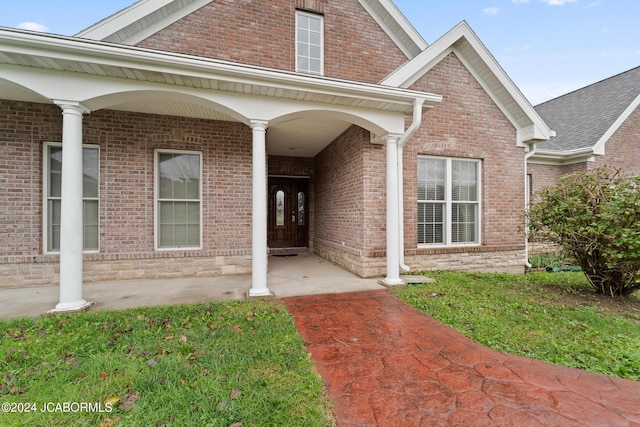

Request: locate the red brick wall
(314, 125), (368, 251)
(527, 162), (587, 198)
(404, 53), (526, 250)
(589, 105), (640, 175)
(0, 100), (254, 265)
(137, 0), (408, 84)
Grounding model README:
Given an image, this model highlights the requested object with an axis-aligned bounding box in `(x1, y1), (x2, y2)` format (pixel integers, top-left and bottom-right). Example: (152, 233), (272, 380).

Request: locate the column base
(48, 300), (95, 314)
(248, 288), (273, 298)
(379, 278), (405, 288)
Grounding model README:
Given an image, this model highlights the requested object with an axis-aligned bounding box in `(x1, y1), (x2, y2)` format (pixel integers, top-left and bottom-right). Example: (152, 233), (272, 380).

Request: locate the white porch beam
(383, 134), (404, 286)
(249, 120), (272, 297)
(50, 101), (94, 313)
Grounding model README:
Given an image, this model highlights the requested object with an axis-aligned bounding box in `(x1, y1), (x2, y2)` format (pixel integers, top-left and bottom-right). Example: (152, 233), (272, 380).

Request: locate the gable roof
(381, 21), (552, 144)
(76, 0), (428, 60)
(533, 66), (640, 158)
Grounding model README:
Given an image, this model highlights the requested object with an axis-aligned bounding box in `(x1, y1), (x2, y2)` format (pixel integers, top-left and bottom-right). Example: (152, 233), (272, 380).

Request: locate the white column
(51, 102), (93, 313)
(383, 134), (404, 286)
(249, 120), (272, 297)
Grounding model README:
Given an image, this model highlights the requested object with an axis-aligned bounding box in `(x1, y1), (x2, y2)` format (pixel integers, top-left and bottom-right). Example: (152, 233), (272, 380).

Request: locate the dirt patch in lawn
(544, 284), (640, 322)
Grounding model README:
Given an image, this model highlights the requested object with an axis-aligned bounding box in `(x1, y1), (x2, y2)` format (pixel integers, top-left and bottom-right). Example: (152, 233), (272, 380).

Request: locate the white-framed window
(155, 150), (202, 250)
(43, 142), (100, 253)
(296, 10), (324, 75)
(418, 156), (481, 246)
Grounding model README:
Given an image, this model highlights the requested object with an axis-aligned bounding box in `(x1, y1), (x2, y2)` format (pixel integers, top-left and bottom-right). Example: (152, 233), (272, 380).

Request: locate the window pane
(276, 190), (285, 227)
(310, 31), (321, 46)
(418, 202), (444, 244)
(83, 200), (99, 250)
(310, 45), (321, 59)
(297, 28), (308, 43)
(452, 203), (477, 243)
(309, 16), (321, 32)
(419, 158), (445, 201)
(298, 43), (309, 57)
(83, 148), (99, 198)
(158, 153), (200, 200)
(48, 199), (61, 252)
(48, 147), (63, 197)
(298, 192), (305, 226)
(158, 201), (200, 248)
(452, 161), (477, 201)
(310, 59), (322, 74)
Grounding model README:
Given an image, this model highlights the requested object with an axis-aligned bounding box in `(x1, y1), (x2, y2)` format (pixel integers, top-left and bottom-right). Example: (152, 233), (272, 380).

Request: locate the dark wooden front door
(268, 178), (308, 248)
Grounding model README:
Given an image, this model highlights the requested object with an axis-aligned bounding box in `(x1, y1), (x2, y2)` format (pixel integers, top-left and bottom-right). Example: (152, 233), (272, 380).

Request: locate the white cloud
(17, 22), (49, 32)
(540, 0), (578, 5)
(483, 7), (500, 15)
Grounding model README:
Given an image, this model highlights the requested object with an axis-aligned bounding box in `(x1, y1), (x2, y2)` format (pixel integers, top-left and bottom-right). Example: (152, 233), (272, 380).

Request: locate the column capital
(383, 133), (403, 144)
(53, 100), (90, 115)
(249, 119), (269, 131)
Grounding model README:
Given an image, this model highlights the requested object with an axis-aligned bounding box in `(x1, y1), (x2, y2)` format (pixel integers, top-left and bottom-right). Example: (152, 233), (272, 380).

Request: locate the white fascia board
(592, 94), (640, 156)
(0, 28), (442, 109)
(358, 0), (427, 60)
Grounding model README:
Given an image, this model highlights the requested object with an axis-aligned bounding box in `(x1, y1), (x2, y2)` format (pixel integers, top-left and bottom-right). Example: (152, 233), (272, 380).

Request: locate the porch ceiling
(76, 98), (349, 158)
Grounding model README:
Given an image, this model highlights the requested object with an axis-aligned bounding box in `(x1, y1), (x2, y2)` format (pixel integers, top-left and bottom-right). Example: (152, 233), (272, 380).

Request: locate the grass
(0, 300), (333, 427)
(393, 270), (640, 381)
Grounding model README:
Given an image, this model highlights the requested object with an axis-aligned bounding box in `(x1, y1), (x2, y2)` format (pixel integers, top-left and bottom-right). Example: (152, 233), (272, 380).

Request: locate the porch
(0, 255), (385, 319)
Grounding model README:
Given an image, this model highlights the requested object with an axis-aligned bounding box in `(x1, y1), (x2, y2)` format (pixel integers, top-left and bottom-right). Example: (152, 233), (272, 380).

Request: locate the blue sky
(1, 0), (638, 105)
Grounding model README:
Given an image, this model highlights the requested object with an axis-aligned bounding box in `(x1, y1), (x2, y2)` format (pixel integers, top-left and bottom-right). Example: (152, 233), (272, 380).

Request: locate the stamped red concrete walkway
(284, 290), (640, 427)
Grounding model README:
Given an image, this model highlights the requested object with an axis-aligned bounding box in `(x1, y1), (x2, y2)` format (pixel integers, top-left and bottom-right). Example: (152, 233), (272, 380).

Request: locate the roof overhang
(528, 147), (596, 166)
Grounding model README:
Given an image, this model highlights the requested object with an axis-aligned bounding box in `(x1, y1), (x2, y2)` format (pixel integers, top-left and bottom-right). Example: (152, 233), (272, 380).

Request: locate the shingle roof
(534, 66), (640, 152)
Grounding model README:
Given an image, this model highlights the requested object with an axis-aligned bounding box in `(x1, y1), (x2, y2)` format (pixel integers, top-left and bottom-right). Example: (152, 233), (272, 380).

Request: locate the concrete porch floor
(0, 254), (386, 319)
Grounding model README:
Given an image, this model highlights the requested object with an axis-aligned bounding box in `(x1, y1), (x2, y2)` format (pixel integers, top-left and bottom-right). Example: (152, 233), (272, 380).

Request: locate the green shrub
(526, 167), (640, 296)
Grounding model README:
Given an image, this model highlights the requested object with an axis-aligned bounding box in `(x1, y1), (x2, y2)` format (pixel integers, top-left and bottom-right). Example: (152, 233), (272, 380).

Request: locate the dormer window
(296, 11), (323, 75)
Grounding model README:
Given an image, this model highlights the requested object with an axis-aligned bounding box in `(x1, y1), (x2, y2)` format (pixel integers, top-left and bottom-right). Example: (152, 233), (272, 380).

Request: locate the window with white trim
(44, 143), (99, 253)
(155, 150), (202, 249)
(296, 11), (323, 75)
(418, 157), (481, 246)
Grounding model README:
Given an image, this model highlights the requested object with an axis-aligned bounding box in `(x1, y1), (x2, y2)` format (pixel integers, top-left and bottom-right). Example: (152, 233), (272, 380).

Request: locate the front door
(268, 178), (308, 248)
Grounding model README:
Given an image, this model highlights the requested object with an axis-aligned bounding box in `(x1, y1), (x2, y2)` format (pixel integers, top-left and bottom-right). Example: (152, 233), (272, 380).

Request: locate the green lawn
(393, 271), (640, 380)
(0, 300), (333, 427)
(2, 271), (639, 426)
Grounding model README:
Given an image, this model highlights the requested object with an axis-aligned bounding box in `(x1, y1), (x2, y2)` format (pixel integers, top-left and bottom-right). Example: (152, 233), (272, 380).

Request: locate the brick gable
(137, 0), (407, 83)
(590, 105), (640, 175)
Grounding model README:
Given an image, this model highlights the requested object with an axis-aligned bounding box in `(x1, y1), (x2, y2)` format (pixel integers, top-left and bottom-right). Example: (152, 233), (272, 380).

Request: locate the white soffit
(75, 0), (211, 45)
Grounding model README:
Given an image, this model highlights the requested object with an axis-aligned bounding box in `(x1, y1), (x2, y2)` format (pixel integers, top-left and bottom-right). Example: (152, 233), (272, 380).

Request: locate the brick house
(528, 66), (640, 196)
(0, 0), (551, 312)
